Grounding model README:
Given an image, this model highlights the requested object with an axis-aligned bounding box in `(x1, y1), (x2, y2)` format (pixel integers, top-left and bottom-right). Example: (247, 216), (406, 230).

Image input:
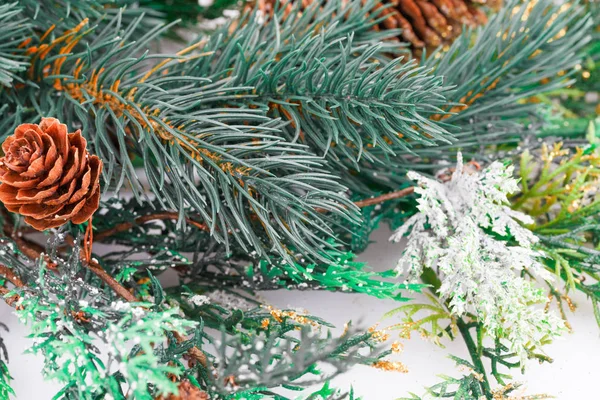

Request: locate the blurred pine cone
(252, 0), (502, 53)
(377, 0), (502, 50)
(0, 118), (102, 230)
(156, 381), (209, 400)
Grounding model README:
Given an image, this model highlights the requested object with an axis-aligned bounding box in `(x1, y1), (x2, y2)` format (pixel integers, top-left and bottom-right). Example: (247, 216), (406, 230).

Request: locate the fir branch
(2, 8), (360, 263)
(0, 3), (31, 88)
(428, 0), (592, 142)
(12, 0), (172, 39)
(92, 198), (419, 301)
(94, 186), (415, 241)
(353, 0), (593, 193)
(184, 0), (451, 193)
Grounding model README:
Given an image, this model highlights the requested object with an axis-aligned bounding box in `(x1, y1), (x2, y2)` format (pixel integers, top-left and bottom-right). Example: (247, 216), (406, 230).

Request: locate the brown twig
(313, 187), (415, 213)
(0, 265), (24, 288)
(13, 236), (45, 260)
(94, 212), (210, 241)
(0, 286), (20, 307)
(172, 331), (208, 367)
(353, 187), (415, 208)
(0, 264), (24, 307)
(86, 256), (138, 302)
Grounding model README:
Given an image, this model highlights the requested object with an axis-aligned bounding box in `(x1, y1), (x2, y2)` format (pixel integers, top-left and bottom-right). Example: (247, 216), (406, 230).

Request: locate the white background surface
(1, 227), (599, 399)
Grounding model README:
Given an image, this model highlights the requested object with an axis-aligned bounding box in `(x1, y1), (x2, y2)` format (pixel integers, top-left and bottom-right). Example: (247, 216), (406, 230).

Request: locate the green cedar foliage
(0, 225), (388, 399)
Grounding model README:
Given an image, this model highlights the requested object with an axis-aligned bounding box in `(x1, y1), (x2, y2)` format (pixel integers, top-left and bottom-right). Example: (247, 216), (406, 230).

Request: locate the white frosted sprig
(390, 153), (564, 362)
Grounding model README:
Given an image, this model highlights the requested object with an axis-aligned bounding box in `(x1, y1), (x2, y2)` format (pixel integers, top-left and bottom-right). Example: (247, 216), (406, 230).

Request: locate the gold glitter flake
(368, 324), (390, 343)
(260, 318), (270, 329)
(391, 341), (404, 354)
(371, 360), (409, 373)
(262, 305), (320, 328)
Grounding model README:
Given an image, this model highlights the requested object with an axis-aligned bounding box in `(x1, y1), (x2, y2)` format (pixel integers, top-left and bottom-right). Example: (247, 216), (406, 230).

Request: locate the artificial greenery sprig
(388, 154), (567, 399)
(511, 126), (600, 329)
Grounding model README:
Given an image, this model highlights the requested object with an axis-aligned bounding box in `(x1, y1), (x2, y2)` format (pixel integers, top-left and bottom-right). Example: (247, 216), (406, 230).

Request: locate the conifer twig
(83, 256), (208, 367)
(456, 318), (491, 393)
(171, 331), (208, 367)
(0, 211), (209, 368)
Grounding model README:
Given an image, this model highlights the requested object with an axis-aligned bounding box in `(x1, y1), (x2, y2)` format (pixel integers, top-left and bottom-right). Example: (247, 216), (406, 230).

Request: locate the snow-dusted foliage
(390, 153), (565, 361)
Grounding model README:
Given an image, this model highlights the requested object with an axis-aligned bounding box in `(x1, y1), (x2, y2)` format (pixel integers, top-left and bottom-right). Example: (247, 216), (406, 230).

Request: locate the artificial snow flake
(188, 294), (210, 307)
(390, 153), (565, 361)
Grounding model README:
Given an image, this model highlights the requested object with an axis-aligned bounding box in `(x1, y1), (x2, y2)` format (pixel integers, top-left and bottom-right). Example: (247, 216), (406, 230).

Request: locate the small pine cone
(156, 381), (209, 400)
(0, 118), (102, 230)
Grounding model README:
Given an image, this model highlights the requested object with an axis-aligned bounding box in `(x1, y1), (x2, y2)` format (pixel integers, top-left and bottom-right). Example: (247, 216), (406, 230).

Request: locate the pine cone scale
(0, 117), (103, 230)
(45, 180), (77, 206)
(0, 185), (19, 206)
(0, 171), (39, 188)
(431, 0), (456, 19)
(398, 0), (442, 47)
(15, 185), (59, 201)
(71, 189), (100, 225)
(69, 157), (100, 204)
(42, 118), (70, 160)
(60, 149), (82, 186)
(37, 156), (64, 187)
(52, 199), (85, 221)
(19, 203), (64, 218)
(416, 1), (451, 37)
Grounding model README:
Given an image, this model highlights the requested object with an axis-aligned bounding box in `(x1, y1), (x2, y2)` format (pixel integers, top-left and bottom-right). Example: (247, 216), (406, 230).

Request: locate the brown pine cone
(379, 0), (502, 51)
(156, 381), (209, 400)
(0, 117), (102, 230)
(250, 0), (501, 53)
